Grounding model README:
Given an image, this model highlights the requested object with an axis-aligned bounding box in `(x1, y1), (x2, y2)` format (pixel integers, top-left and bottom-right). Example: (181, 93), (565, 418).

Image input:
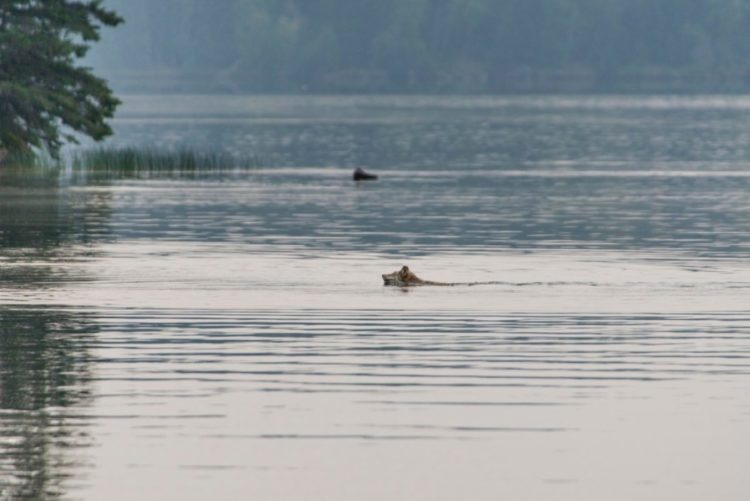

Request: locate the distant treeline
(91, 0), (750, 93)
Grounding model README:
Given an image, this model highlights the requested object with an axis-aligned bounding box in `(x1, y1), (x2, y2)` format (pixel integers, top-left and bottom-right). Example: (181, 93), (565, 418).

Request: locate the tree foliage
(91, 0), (750, 93)
(0, 0), (122, 157)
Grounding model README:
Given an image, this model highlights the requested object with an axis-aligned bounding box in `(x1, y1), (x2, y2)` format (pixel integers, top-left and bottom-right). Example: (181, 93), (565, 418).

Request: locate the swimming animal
(382, 266), (594, 288)
(353, 167), (378, 181)
(382, 266), (449, 286)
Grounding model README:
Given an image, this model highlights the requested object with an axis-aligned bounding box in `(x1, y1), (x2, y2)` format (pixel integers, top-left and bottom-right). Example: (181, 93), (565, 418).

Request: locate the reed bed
(1, 147), (262, 183)
(69, 147), (261, 176)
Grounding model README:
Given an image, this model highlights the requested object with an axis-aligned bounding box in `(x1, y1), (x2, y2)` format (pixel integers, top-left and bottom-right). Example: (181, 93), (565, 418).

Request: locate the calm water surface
(1, 95), (750, 500)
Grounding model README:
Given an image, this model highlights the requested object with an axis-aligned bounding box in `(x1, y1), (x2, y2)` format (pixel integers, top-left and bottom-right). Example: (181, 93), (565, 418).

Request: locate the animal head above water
(382, 265), (424, 286)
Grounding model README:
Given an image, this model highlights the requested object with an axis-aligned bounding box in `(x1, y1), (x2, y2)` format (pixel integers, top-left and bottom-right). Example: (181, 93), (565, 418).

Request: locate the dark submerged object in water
(353, 167), (378, 181)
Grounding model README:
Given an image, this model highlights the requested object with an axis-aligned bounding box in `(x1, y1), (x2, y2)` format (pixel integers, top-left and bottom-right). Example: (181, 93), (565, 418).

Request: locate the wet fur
(382, 266), (447, 286)
(382, 265), (507, 287)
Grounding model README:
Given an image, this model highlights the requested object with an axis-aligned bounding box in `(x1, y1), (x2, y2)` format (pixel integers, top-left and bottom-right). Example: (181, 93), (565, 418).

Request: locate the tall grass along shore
(70, 148), (261, 175)
(1, 147), (261, 179)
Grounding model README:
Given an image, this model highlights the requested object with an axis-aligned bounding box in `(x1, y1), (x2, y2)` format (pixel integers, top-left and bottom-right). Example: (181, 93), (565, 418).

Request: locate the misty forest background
(91, 0), (750, 94)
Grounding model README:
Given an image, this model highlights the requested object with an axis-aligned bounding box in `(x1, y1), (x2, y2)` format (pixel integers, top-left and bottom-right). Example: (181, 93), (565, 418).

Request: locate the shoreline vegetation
(0, 148), (261, 177)
(101, 67), (750, 95)
(70, 148), (261, 175)
(90, 0), (750, 96)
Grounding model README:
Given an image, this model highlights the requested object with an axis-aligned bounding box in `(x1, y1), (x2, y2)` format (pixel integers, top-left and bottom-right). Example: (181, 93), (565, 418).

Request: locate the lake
(1, 95), (750, 501)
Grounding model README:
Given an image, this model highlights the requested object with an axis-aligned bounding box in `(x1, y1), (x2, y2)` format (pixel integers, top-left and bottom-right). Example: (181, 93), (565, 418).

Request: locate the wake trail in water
(401, 281), (600, 287)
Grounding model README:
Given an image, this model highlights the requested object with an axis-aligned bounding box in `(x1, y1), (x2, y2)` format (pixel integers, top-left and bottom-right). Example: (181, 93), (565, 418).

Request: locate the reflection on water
(0, 308), (97, 501)
(0, 170), (109, 500)
(70, 307), (750, 500)
(3, 95), (750, 500)
(0, 169), (112, 252)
